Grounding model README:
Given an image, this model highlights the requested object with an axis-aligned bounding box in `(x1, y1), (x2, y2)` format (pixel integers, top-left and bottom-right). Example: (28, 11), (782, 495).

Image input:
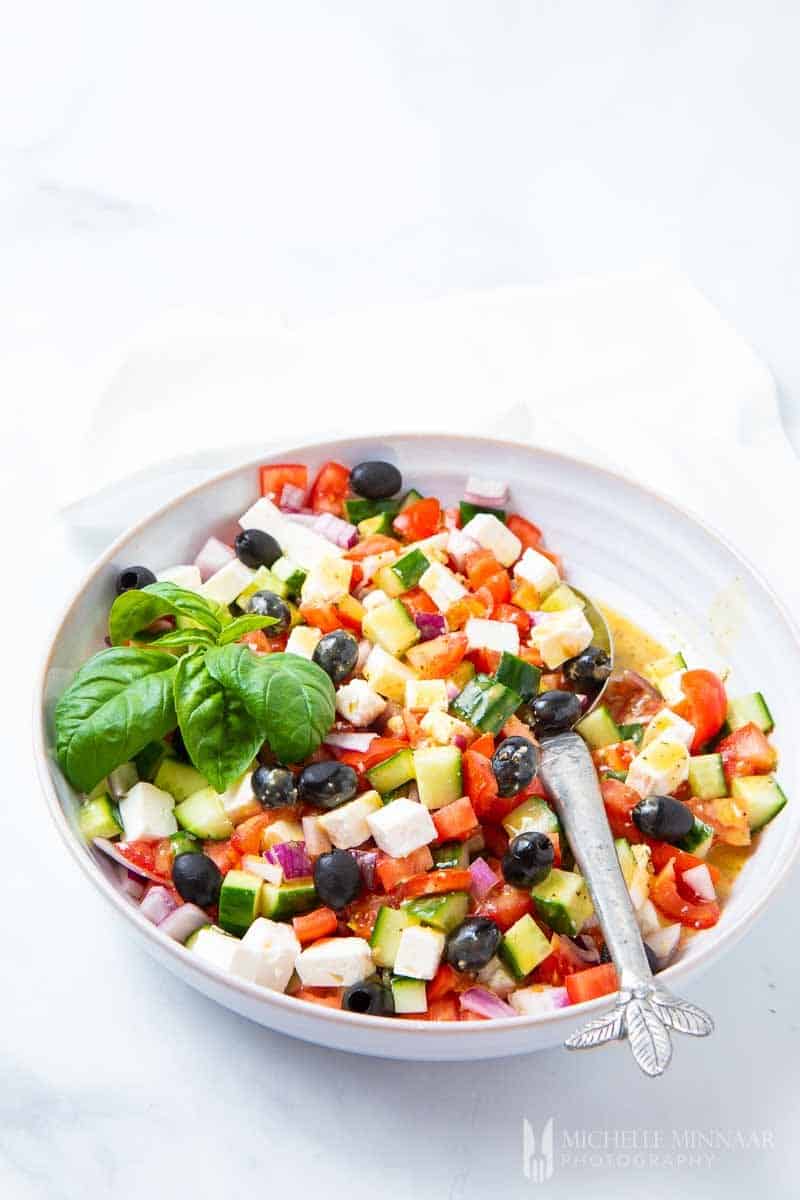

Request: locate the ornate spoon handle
(539, 731), (713, 1076)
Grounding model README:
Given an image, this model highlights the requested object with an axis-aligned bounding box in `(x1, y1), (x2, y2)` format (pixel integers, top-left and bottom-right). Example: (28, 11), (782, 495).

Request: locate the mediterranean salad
(55, 458), (787, 1021)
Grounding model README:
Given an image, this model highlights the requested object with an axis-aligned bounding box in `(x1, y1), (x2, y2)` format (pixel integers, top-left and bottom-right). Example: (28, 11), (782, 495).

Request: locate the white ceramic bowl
(35, 435), (800, 1060)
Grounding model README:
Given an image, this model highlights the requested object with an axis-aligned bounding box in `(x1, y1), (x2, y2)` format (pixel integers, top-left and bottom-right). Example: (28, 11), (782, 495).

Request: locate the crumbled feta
(241, 854), (283, 885)
(157, 564), (203, 592)
(419, 561), (467, 611)
(318, 790), (382, 850)
(626, 737), (690, 798)
(513, 547), (560, 597)
(641, 708), (695, 751)
(658, 670), (686, 706)
(418, 709), (472, 746)
(261, 817), (304, 848)
(118, 782), (177, 841)
(366, 796), (437, 858)
(285, 624), (323, 659)
(220, 771), (260, 825)
(528, 606), (593, 669)
(300, 556), (353, 606)
(295, 937), (374, 987)
(335, 678), (387, 727)
(362, 588), (392, 611)
(239, 497), (343, 570)
(189, 926), (238, 972)
(393, 926), (445, 980)
(447, 528), (480, 570)
(460, 513), (521, 567)
(364, 644), (417, 702)
(360, 550), (398, 584)
(405, 679), (449, 711)
(229, 918), (300, 992)
(465, 617), (520, 655)
(200, 558), (257, 606)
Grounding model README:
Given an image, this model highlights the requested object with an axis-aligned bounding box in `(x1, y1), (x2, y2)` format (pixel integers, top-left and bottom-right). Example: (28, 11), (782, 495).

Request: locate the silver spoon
(537, 592), (713, 1076)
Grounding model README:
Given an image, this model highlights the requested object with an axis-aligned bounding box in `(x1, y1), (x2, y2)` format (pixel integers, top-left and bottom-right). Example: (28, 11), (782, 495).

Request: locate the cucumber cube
(362, 599), (421, 657)
(493, 651), (541, 701)
(78, 793), (123, 841)
(687, 754), (727, 800)
(174, 788), (234, 840)
(499, 914), (551, 980)
(677, 817), (714, 857)
(432, 842), (469, 869)
(539, 584), (585, 613)
(370, 907), (412, 968)
(726, 692), (774, 734)
(271, 556), (307, 596)
(218, 870), (263, 936)
(575, 704), (621, 750)
(413, 745), (463, 810)
(531, 869), (594, 936)
(260, 879), (317, 920)
(502, 795), (559, 839)
(154, 758), (207, 802)
(450, 675), (522, 734)
(731, 775), (788, 831)
(459, 501), (506, 525)
(367, 748), (416, 794)
(389, 548), (430, 592)
(403, 891), (470, 933)
(391, 976), (428, 1014)
(618, 723), (644, 747)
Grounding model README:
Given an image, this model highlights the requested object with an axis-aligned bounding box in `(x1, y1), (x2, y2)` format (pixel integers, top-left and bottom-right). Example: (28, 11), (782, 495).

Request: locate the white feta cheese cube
(241, 854), (283, 885)
(362, 588), (392, 611)
(156, 564), (203, 592)
(393, 926), (445, 980)
(220, 772), (259, 825)
(360, 551), (398, 584)
(403, 532), (450, 562)
(636, 898), (663, 937)
(641, 708), (695, 751)
(465, 617), (520, 655)
(261, 817), (304, 848)
(658, 670), (686, 706)
(189, 926), (238, 972)
(419, 561), (467, 612)
(446, 528), (480, 570)
(366, 796), (437, 857)
(285, 624), (323, 659)
(418, 709), (472, 746)
(626, 737), (690, 798)
(335, 679), (387, 727)
(200, 558), (256, 606)
(460, 513), (521, 567)
(513, 547), (560, 597)
(405, 679), (449, 711)
(118, 782), (177, 841)
(239, 497), (344, 570)
(229, 918), (300, 992)
(318, 790), (382, 850)
(301, 814), (333, 857)
(364, 644), (417, 702)
(295, 937), (374, 987)
(300, 557), (353, 606)
(528, 607), (593, 669)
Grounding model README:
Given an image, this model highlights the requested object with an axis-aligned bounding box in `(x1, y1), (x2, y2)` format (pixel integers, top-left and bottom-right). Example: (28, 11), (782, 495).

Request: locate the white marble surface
(4, 3), (800, 1196)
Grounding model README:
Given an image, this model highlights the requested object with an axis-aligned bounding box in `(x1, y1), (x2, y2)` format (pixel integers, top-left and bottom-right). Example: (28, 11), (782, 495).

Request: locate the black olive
(342, 980), (393, 1015)
(298, 761), (359, 810)
(247, 590), (291, 635)
(632, 795), (694, 843)
(531, 690), (582, 734)
(172, 853), (222, 907)
(491, 735), (540, 797)
(445, 917), (502, 972)
(350, 461), (402, 500)
(252, 766), (298, 808)
(501, 831), (554, 888)
(563, 645), (613, 687)
(312, 629), (359, 684)
(116, 565), (156, 594)
(313, 849), (362, 909)
(234, 528), (282, 569)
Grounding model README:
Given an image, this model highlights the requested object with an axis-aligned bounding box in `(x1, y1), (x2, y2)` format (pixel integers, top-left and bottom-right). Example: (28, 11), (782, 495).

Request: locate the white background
(3, 3), (800, 1197)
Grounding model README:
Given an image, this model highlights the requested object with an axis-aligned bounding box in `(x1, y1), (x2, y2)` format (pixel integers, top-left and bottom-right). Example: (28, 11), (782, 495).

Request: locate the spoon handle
(539, 731), (713, 1076)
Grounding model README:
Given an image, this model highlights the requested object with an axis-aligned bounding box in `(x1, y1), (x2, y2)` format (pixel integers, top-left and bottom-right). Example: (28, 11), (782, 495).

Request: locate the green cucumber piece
(134, 740), (171, 782)
(399, 488), (424, 512)
(459, 501), (506, 525)
(502, 795), (559, 838)
(153, 758), (207, 802)
(218, 870), (262, 936)
(413, 745), (463, 810)
(344, 497), (400, 524)
(174, 788), (234, 840)
(367, 748), (416, 794)
(391, 975), (428, 1013)
(677, 817), (714, 857)
(688, 753), (727, 800)
(389, 547), (430, 591)
(362, 598), (420, 657)
(271, 556), (307, 596)
(726, 692), (774, 734)
(450, 674), (522, 734)
(530, 868), (593, 936)
(260, 878), (317, 919)
(433, 842), (469, 869)
(575, 704), (621, 750)
(614, 837), (636, 884)
(357, 512), (395, 537)
(170, 829), (202, 857)
(78, 793), (123, 841)
(731, 775), (788, 831)
(618, 723), (644, 748)
(499, 914), (552, 980)
(493, 651), (541, 701)
(402, 891), (470, 933)
(236, 564), (289, 605)
(370, 906), (412, 968)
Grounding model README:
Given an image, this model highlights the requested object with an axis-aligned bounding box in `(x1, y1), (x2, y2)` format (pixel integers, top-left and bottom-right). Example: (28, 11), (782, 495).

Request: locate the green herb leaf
(54, 647), (178, 793)
(151, 627), (218, 650)
(205, 645), (335, 764)
(216, 614), (278, 647)
(108, 582), (221, 646)
(173, 651), (263, 792)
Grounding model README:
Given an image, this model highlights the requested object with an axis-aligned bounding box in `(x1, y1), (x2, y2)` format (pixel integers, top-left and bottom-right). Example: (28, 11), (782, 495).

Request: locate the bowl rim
(33, 431), (800, 1040)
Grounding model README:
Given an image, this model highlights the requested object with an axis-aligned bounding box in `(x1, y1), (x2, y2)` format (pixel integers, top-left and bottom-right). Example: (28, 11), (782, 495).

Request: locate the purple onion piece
(468, 856), (500, 901)
(414, 611), (446, 641)
(350, 848), (379, 892)
(139, 885), (178, 925)
(459, 987), (518, 1019)
(265, 841), (311, 879)
(159, 903), (210, 943)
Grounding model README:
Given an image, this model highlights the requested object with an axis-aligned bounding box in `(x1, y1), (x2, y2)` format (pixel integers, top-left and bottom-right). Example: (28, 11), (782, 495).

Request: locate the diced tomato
(344, 534), (403, 560)
(406, 633), (468, 679)
(603, 669), (664, 724)
(674, 669), (727, 752)
(467, 647), (501, 675)
(481, 823), (509, 859)
(484, 572), (512, 606)
(518, 644), (544, 669)
(443, 506), (461, 530)
(465, 549), (503, 590)
(472, 585), (497, 618)
(400, 869), (473, 899)
(427, 996), (460, 1021)
(336, 593), (364, 634)
(507, 513), (543, 551)
(309, 461), (350, 515)
(375, 846), (433, 892)
(501, 713), (531, 741)
(601, 777), (645, 841)
(343, 894), (385, 938)
(332, 735), (410, 774)
(469, 732), (495, 758)
(593, 740), (637, 775)
(648, 841), (721, 883)
(432, 795), (479, 842)
(492, 603), (531, 637)
(476, 883), (533, 931)
(401, 708), (424, 746)
(565, 963), (619, 1005)
(118, 840), (162, 876)
(293, 907), (338, 944)
(427, 963), (462, 1002)
(153, 838), (174, 877)
(259, 463), (308, 502)
(649, 860), (720, 929)
(393, 497), (441, 541)
(231, 813), (271, 856)
(446, 595), (488, 628)
(294, 987), (343, 1009)
(299, 602), (344, 633)
(686, 796), (750, 846)
(532, 933), (589, 985)
(240, 630), (272, 653)
(400, 588), (438, 618)
(718, 722), (777, 781)
(463, 750), (503, 821)
(203, 840), (241, 876)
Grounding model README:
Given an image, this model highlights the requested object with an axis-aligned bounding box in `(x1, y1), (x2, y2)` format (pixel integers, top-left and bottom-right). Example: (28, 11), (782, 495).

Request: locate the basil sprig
(54, 583), (334, 794)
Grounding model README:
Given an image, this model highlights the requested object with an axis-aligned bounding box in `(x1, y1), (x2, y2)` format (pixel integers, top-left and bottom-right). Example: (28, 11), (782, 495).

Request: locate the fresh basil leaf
(151, 627), (218, 650)
(108, 582), (221, 646)
(216, 614), (278, 647)
(55, 647), (178, 793)
(173, 651), (263, 792)
(205, 645), (335, 764)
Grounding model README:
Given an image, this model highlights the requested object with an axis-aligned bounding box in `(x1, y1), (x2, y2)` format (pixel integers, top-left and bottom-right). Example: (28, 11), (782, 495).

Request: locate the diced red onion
(194, 536), (235, 581)
(681, 863), (716, 901)
(644, 923), (681, 965)
(356, 639), (372, 673)
(140, 885), (178, 925)
(469, 856), (499, 901)
(453, 734), (468, 751)
(512, 986), (570, 1015)
(447, 529), (479, 569)
(115, 863), (146, 900)
(158, 903), (209, 942)
(350, 848), (379, 891)
(302, 815), (332, 857)
(94, 837), (166, 884)
(324, 730), (378, 752)
(313, 512), (359, 549)
(414, 611), (446, 641)
(459, 987), (518, 1019)
(578, 693), (592, 713)
(464, 476), (509, 507)
(279, 482), (307, 511)
(572, 934), (601, 963)
(265, 841), (311, 879)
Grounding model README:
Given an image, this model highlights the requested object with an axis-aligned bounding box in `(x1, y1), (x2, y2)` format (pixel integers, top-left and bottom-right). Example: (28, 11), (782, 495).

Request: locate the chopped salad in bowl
(54, 456), (788, 1023)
